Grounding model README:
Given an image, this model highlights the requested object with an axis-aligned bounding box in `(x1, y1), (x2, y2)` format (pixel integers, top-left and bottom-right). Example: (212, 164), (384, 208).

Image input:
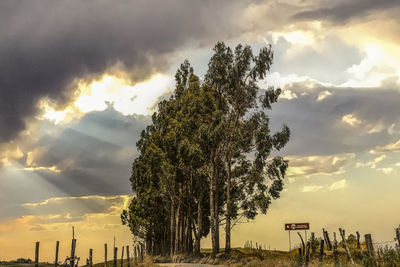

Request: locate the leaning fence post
(325, 230), (332, 250)
(297, 232), (305, 255)
(55, 241), (59, 267)
(305, 241), (310, 266)
(126, 246), (130, 267)
(113, 247), (118, 267)
(340, 228), (354, 264)
(365, 234), (375, 258)
(35, 242), (39, 267)
(356, 231), (360, 249)
(104, 244), (107, 267)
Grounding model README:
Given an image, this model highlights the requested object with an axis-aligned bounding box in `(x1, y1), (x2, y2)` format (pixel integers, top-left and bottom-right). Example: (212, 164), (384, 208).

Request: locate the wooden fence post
(356, 231), (360, 249)
(333, 232), (337, 250)
(297, 232), (305, 255)
(396, 228), (400, 248)
(325, 230), (332, 250)
(126, 246), (130, 267)
(104, 244), (107, 267)
(342, 229), (346, 248)
(319, 239), (324, 262)
(113, 247), (118, 267)
(70, 239), (76, 267)
(120, 246), (124, 267)
(305, 241), (310, 266)
(311, 232), (316, 256)
(339, 228), (354, 264)
(55, 241), (59, 267)
(365, 234), (375, 258)
(89, 249), (93, 267)
(35, 242), (39, 267)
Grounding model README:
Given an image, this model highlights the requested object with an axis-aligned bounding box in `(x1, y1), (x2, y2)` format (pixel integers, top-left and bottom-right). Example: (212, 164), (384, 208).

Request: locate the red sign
(285, 223), (310, 231)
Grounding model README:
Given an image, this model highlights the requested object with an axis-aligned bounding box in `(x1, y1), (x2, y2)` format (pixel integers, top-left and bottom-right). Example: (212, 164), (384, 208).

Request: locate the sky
(1, 0), (400, 263)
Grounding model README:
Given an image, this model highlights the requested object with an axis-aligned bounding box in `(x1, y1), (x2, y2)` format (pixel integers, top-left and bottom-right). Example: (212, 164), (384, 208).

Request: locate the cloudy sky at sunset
(1, 0), (400, 263)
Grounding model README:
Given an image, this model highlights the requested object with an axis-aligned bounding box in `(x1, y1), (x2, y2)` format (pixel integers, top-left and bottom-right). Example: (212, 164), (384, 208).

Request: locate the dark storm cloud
(269, 82), (400, 156)
(0, 0), (246, 142)
(29, 107), (150, 196)
(0, 107), (148, 219)
(292, 0), (400, 23)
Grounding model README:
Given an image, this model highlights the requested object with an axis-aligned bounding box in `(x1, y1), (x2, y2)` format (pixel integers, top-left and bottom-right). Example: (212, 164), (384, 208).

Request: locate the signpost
(285, 223), (310, 251)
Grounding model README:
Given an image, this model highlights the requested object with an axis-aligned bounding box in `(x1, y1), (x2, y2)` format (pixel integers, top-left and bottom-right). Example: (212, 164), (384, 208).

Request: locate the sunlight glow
(75, 74), (172, 116)
(40, 73), (173, 124)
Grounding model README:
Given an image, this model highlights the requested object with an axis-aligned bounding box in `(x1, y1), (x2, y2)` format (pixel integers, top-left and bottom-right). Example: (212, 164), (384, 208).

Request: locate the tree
(204, 42), (290, 252)
(122, 41), (290, 256)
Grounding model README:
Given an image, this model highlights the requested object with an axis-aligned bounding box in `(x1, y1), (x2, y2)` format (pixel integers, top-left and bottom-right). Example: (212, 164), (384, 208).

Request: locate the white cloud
(317, 90), (332, 101)
(342, 114), (362, 126)
(365, 154), (386, 168)
(287, 153), (355, 178)
(371, 139), (400, 154)
(301, 184), (323, 193)
(280, 90), (298, 100)
(377, 167), (396, 175)
(330, 179), (347, 191)
(39, 73), (174, 125)
(340, 43), (400, 88)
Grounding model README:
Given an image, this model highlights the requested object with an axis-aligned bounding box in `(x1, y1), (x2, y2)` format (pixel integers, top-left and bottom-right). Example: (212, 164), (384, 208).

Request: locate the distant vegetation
(121, 41), (290, 256)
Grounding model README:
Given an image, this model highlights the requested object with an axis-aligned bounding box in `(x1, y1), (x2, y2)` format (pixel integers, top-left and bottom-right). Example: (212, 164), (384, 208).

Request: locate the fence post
(89, 249), (93, 267)
(356, 231), (360, 249)
(396, 228), (400, 248)
(126, 246), (130, 267)
(365, 234), (375, 258)
(70, 239), (76, 267)
(339, 228), (354, 264)
(342, 229), (346, 248)
(305, 241), (310, 266)
(325, 230), (332, 250)
(297, 232), (305, 255)
(113, 247), (118, 267)
(319, 239), (324, 262)
(311, 232), (316, 256)
(104, 244), (107, 267)
(55, 241), (59, 267)
(120, 246), (124, 267)
(35, 242), (39, 267)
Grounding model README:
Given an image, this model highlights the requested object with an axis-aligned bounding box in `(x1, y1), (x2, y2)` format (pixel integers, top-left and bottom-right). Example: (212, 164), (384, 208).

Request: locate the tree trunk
(174, 185), (181, 254)
(214, 165), (220, 253)
(225, 154), (232, 253)
(210, 152), (220, 254)
(170, 200), (175, 256)
(209, 172), (217, 254)
(194, 191), (203, 255)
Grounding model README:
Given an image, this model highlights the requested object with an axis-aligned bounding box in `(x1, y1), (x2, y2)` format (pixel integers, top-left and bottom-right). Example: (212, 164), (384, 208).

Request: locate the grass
(3, 241), (400, 267)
